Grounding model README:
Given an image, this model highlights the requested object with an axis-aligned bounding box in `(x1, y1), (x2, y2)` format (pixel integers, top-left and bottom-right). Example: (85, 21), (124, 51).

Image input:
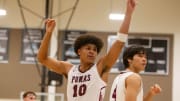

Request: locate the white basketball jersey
(67, 64), (106, 101)
(109, 71), (143, 101)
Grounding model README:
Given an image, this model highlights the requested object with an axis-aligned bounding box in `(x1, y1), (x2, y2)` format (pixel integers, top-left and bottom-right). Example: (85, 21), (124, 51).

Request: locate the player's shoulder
(125, 72), (142, 90)
(127, 72), (141, 81)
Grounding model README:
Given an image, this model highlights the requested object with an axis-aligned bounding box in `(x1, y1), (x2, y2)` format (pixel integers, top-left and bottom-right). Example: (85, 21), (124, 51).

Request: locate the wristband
(117, 32), (128, 42)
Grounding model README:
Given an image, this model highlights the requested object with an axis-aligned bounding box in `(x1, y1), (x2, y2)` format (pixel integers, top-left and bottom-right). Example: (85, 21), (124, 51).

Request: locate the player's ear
(77, 49), (81, 56)
(127, 58), (132, 64)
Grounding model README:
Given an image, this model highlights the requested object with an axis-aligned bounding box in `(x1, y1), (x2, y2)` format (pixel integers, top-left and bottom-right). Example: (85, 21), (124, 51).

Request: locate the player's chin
(87, 60), (95, 64)
(140, 66), (146, 71)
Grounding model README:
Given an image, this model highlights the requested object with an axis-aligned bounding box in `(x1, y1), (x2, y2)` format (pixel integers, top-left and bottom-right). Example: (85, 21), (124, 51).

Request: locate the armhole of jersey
(94, 64), (107, 85)
(67, 65), (76, 78)
(123, 72), (134, 90)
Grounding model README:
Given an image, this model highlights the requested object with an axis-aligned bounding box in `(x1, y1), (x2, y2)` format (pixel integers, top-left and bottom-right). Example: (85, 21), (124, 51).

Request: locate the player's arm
(100, 0), (137, 72)
(143, 84), (162, 101)
(37, 19), (73, 77)
(125, 73), (142, 101)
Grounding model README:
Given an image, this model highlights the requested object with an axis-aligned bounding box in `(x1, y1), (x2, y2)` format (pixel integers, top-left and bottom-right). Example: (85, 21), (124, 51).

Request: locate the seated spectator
(23, 91), (37, 101)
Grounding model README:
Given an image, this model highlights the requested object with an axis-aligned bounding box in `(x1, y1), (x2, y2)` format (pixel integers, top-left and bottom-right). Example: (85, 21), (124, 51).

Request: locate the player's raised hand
(45, 19), (56, 33)
(126, 0), (137, 14)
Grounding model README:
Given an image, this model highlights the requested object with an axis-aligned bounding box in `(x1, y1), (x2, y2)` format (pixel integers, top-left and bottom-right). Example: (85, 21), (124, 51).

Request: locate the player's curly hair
(123, 45), (147, 68)
(74, 35), (103, 55)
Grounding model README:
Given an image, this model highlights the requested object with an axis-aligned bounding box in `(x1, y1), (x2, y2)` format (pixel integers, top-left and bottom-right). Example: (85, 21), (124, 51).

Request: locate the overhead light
(109, 0), (125, 21)
(0, 0), (7, 16)
(0, 9), (7, 16)
(109, 13), (125, 20)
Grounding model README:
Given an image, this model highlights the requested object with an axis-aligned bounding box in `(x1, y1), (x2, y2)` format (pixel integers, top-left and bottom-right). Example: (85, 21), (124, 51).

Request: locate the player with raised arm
(37, 0), (134, 100)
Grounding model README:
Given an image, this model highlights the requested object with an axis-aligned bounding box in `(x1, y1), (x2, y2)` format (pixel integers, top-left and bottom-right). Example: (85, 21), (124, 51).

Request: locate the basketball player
(37, 0), (135, 100)
(23, 91), (37, 101)
(109, 45), (162, 101)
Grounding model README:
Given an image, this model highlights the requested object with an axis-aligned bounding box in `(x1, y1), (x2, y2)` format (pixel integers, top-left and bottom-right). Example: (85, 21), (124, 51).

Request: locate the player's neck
(126, 68), (139, 73)
(79, 63), (94, 73)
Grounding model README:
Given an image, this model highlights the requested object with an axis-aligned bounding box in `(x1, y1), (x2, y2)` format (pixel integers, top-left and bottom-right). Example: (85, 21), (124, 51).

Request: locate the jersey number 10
(73, 84), (87, 97)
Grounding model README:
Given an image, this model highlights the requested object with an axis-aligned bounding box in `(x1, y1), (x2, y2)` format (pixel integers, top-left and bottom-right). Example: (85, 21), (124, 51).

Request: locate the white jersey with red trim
(67, 64), (106, 101)
(109, 71), (143, 101)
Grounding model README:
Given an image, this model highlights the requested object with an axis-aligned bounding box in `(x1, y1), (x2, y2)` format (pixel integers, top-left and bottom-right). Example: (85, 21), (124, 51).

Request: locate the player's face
(23, 94), (36, 101)
(78, 44), (98, 64)
(129, 53), (147, 73)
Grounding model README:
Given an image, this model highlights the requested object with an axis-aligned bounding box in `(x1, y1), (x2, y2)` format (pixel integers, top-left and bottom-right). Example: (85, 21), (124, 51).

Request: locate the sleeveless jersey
(67, 64), (107, 101)
(109, 71), (143, 101)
